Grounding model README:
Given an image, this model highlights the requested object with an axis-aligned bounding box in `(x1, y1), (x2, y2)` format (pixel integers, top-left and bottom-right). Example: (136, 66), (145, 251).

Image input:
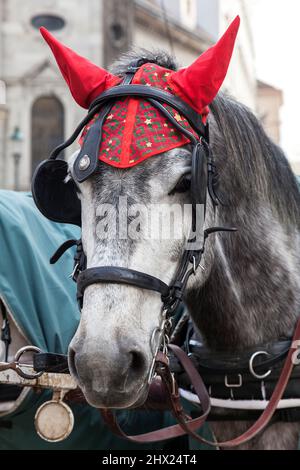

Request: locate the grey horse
(68, 50), (300, 449)
(38, 21), (300, 449)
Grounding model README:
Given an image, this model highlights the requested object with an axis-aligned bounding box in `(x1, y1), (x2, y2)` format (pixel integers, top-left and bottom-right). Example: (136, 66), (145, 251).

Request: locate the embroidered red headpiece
(40, 17), (240, 168)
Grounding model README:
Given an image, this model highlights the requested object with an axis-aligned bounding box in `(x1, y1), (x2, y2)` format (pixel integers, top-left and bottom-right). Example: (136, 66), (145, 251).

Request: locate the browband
(88, 85), (206, 135)
(49, 85), (206, 164)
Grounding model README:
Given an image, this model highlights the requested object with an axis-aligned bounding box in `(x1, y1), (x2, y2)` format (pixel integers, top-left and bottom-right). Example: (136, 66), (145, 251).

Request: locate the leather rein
(100, 320), (300, 448)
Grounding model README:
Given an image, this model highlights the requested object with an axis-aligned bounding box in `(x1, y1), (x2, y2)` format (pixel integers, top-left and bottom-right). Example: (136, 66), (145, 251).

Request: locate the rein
(100, 319), (300, 447)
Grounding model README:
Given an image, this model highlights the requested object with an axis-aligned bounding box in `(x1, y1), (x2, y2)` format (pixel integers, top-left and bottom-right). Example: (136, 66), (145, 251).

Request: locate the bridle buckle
(69, 263), (79, 281)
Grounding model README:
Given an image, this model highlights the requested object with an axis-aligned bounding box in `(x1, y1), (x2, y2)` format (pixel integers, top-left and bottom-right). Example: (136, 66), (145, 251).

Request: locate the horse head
(35, 19), (242, 408)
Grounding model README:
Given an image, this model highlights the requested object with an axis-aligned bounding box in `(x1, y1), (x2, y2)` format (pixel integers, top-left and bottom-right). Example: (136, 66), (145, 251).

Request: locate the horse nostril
(129, 350), (146, 376)
(68, 347), (79, 380)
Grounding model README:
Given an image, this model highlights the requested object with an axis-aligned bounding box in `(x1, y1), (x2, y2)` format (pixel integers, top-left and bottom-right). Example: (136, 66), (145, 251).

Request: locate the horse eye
(168, 174), (191, 196)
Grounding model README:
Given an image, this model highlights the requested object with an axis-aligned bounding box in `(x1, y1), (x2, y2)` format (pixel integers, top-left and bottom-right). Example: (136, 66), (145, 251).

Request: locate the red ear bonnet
(40, 27), (119, 109)
(40, 17), (240, 168)
(167, 16), (240, 114)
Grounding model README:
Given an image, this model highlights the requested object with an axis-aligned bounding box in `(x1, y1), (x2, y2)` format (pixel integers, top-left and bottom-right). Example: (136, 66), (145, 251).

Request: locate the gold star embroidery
(129, 159), (135, 163)
(174, 113), (182, 122)
(163, 123), (168, 127)
(107, 114), (114, 120)
(109, 140), (113, 144)
(106, 148), (110, 152)
(154, 72), (158, 77)
(146, 142), (152, 148)
(164, 72), (170, 77)
(146, 83), (151, 87)
(145, 119), (152, 125)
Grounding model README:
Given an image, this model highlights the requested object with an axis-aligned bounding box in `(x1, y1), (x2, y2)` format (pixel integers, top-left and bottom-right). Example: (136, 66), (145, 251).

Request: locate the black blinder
(31, 159), (81, 227)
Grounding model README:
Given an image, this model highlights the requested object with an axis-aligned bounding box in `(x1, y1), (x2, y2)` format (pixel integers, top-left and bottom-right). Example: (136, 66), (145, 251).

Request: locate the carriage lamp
(10, 126), (24, 191)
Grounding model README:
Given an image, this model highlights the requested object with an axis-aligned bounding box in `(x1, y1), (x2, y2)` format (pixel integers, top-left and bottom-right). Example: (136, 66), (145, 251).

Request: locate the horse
(33, 18), (300, 449)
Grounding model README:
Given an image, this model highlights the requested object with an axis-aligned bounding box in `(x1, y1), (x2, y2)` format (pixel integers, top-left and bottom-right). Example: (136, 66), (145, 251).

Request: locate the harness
(28, 61), (300, 447)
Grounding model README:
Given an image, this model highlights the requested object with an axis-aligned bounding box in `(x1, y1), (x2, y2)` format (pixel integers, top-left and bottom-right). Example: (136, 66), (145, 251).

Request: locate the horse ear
(167, 16), (240, 113)
(40, 28), (118, 108)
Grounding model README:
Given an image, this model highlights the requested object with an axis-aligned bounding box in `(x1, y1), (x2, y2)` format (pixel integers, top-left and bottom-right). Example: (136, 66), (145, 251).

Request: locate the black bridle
(34, 63), (233, 318)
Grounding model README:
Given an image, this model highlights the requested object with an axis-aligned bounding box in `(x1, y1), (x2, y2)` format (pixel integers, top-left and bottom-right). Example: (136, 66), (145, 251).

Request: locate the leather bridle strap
(100, 345), (211, 443)
(89, 85), (205, 136)
(77, 267), (170, 302)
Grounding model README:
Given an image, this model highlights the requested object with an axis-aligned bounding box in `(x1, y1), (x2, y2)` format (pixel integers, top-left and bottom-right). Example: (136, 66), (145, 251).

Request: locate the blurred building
(0, 0), (266, 190)
(291, 161), (300, 175)
(219, 0), (256, 111)
(257, 80), (283, 145)
(136, 0), (257, 110)
(0, 0), (103, 190)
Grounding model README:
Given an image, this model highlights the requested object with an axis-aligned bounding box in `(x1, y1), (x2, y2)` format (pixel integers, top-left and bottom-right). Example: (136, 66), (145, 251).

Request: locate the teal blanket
(0, 191), (212, 450)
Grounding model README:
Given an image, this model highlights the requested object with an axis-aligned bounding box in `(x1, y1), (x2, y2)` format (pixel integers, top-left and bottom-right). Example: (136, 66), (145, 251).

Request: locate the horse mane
(209, 94), (300, 229)
(109, 48), (178, 74)
(111, 49), (300, 229)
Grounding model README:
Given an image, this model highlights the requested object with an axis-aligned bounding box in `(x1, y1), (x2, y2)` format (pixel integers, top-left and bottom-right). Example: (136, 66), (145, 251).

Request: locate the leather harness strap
(211, 316), (300, 448)
(101, 317), (300, 447)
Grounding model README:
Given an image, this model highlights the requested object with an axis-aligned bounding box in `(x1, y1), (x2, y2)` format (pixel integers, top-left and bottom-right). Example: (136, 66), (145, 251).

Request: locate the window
(31, 96), (64, 175)
(31, 14), (65, 31)
(180, 0), (197, 30)
(0, 81), (6, 105)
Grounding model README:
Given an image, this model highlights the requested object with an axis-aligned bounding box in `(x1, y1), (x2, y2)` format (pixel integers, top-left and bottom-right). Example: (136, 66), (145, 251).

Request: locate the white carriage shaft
(0, 363), (77, 391)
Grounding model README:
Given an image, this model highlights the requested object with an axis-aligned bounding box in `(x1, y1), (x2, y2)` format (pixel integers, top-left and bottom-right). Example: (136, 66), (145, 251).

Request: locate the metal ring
(249, 351), (272, 380)
(150, 327), (162, 356)
(192, 256), (196, 274)
(14, 346), (43, 379)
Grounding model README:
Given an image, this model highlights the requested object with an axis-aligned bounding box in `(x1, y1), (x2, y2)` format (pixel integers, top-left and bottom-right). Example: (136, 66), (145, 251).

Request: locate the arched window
(31, 96), (64, 175)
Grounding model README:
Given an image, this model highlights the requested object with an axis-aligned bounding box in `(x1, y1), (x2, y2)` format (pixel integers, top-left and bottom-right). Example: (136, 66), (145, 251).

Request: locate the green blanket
(0, 191), (213, 450)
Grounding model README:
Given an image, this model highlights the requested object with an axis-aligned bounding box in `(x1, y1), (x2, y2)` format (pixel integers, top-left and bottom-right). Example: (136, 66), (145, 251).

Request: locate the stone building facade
(0, 0), (103, 190)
